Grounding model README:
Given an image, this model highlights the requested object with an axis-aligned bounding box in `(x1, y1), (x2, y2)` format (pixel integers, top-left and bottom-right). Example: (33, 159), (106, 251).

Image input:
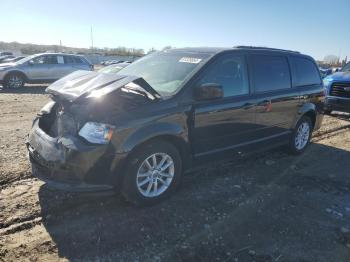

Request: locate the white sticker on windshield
(179, 57), (202, 64)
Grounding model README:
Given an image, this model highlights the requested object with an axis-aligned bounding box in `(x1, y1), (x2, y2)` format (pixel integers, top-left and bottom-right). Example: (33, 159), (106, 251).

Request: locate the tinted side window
(290, 57), (321, 86)
(64, 56), (83, 64)
(64, 56), (74, 64)
(251, 55), (290, 93)
(32, 55), (58, 64)
(74, 57), (84, 64)
(198, 55), (249, 97)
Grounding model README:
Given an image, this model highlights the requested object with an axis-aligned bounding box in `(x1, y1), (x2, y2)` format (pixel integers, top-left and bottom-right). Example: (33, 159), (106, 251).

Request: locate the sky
(0, 0), (349, 60)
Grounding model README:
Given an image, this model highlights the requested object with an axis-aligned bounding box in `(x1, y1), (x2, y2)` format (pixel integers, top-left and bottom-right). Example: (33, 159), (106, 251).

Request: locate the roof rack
(233, 46), (300, 54)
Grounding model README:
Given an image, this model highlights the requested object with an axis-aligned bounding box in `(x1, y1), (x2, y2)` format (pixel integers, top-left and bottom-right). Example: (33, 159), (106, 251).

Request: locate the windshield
(341, 62), (350, 72)
(15, 54), (37, 64)
(116, 51), (210, 96)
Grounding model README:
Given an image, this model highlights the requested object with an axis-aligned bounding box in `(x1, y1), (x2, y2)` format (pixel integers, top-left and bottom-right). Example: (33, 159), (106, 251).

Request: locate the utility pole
(90, 26), (94, 51)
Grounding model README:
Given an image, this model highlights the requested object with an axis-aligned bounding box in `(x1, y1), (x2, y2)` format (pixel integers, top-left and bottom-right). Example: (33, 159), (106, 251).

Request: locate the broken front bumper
(26, 118), (117, 192)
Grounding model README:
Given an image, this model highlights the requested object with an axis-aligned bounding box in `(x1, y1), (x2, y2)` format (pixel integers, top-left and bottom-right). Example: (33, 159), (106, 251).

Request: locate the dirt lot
(1, 86), (350, 262)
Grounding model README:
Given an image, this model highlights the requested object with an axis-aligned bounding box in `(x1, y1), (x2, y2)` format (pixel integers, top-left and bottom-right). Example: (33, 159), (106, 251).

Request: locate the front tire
(288, 116), (312, 155)
(121, 140), (182, 206)
(3, 73), (25, 89)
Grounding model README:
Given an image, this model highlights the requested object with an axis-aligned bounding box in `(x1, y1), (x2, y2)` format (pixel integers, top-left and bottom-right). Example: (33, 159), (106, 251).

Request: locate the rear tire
(288, 116), (312, 155)
(121, 140), (182, 206)
(3, 73), (25, 89)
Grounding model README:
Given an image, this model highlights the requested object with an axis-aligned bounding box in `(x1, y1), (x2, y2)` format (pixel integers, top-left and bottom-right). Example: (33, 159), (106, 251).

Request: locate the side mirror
(28, 60), (34, 65)
(194, 83), (223, 101)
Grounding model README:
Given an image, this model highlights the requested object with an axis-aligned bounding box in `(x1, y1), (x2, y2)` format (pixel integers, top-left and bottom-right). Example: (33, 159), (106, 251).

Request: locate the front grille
(330, 82), (350, 98)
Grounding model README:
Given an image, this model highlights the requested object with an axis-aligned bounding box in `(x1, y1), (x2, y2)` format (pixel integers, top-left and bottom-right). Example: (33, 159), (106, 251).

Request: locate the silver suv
(0, 53), (93, 88)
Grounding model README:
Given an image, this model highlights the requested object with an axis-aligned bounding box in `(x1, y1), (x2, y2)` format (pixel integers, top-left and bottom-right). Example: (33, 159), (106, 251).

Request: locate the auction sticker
(179, 57), (202, 64)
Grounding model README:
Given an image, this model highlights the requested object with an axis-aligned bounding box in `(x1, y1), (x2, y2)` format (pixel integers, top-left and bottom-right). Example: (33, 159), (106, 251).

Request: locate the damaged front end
(26, 70), (160, 192)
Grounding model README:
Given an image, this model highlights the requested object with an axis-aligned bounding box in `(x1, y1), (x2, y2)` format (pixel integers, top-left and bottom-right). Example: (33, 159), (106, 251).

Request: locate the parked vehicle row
(100, 60), (131, 66)
(0, 53), (93, 88)
(26, 46), (325, 205)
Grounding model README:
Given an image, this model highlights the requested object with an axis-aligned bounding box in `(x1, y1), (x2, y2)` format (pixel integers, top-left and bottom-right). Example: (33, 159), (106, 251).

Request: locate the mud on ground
(1, 86), (350, 262)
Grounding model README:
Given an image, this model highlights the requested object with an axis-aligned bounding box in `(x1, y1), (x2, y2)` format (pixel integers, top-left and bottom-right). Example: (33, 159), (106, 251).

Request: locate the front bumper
(26, 118), (120, 192)
(325, 96), (350, 113)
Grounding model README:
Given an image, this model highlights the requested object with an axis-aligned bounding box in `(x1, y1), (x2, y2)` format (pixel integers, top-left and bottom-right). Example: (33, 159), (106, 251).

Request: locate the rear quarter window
(290, 57), (321, 86)
(64, 56), (84, 64)
(251, 55), (291, 93)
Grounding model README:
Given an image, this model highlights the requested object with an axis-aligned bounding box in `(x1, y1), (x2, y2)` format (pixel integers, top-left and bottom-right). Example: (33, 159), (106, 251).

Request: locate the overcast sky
(1, 0), (349, 60)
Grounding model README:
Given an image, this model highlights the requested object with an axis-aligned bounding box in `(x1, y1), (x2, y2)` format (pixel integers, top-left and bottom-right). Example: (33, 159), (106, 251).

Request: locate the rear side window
(33, 55), (58, 64)
(290, 57), (321, 86)
(64, 56), (83, 64)
(251, 55), (291, 93)
(198, 54), (249, 97)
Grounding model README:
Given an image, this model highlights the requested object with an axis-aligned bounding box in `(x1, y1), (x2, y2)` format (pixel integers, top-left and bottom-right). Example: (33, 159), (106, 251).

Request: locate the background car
(323, 62), (350, 114)
(319, 67), (332, 78)
(0, 53), (93, 88)
(0, 51), (13, 56)
(0, 56), (26, 63)
(0, 55), (15, 63)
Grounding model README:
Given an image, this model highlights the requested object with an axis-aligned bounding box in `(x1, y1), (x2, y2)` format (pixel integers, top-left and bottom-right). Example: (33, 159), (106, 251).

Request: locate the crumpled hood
(326, 71), (350, 82)
(46, 70), (160, 102)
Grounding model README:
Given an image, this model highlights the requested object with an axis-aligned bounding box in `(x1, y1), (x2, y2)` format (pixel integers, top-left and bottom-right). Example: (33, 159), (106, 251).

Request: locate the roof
(33, 52), (85, 57)
(166, 46), (304, 56)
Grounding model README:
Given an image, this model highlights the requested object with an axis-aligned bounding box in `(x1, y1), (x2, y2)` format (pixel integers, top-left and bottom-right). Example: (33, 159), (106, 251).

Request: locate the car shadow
(329, 111), (350, 121)
(0, 85), (48, 94)
(38, 142), (350, 261)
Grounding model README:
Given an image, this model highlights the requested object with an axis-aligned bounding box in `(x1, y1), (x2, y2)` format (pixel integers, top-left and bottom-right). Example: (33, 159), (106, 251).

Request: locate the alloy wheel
(8, 75), (23, 88)
(136, 153), (175, 197)
(295, 121), (310, 150)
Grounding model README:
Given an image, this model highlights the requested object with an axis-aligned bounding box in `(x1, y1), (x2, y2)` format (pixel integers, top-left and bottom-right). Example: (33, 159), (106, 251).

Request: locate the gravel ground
(1, 86), (350, 262)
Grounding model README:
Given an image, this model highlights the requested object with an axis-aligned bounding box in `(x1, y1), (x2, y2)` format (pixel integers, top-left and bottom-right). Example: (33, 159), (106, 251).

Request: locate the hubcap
(8, 75), (23, 88)
(136, 153), (175, 197)
(295, 122), (310, 150)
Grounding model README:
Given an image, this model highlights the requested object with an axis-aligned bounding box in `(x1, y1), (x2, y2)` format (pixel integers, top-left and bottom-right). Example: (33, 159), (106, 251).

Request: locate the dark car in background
(27, 47), (324, 205)
(0, 53), (93, 88)
(319, 67), (332, 78)
(0, 55), (15, 63)
(323, 62), (350, 114)
(0, 56), (26, 63)
(0, 51), (13, 56)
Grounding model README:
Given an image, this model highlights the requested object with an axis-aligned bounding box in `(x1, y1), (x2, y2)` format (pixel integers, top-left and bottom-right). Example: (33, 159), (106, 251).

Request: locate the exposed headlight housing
(78, 122), (114, 144)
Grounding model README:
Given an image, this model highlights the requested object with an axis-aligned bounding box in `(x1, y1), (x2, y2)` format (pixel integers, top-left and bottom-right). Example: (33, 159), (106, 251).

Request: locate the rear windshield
(116, 51), (210, 96)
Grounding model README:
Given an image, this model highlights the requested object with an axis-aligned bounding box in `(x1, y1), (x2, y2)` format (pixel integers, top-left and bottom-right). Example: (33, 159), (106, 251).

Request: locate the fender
(117, 121), (189, 154)
(108, 121), (190, 185)
(293, 102), (316, 128)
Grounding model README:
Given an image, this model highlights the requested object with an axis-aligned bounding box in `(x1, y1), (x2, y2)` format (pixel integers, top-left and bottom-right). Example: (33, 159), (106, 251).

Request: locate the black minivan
(27, 46), (324, 205)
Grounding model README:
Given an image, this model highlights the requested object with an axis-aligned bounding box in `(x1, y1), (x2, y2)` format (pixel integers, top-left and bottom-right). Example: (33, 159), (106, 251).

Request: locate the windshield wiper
(121, 86), (159, 101)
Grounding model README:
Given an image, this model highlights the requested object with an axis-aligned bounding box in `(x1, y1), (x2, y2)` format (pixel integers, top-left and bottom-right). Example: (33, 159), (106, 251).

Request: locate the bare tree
(324, 54), (339, 66)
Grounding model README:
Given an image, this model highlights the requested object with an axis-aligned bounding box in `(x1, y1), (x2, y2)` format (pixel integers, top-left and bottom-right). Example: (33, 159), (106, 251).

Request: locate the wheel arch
(109, 123), (192, 188)
(294, 103), (316, 130)
(4, 70), (28, 82)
